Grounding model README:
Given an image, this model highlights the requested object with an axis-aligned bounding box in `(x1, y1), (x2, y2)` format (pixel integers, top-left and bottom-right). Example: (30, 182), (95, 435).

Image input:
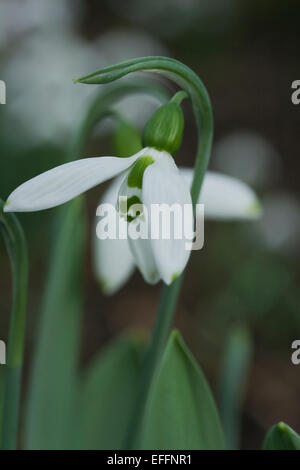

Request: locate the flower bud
(142, 102), (184, 154)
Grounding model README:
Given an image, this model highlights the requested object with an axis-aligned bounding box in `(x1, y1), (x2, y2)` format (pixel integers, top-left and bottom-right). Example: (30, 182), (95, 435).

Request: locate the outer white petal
(142, 155), (193, 285)
(93, 176), (135, 295)
(4, 150), (145, 212)
(180, 168), (262, 220)
(128, 230), (160, 285)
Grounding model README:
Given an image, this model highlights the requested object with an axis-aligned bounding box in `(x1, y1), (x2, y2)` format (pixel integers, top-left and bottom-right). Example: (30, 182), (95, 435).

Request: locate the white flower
(4, 147), (193, 286)
(94, 167), (262, 294)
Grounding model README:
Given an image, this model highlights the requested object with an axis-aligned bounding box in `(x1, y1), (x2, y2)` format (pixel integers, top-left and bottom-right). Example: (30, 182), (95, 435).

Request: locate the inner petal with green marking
(118, 156), (154, 222)
(127, 155), (154, 189)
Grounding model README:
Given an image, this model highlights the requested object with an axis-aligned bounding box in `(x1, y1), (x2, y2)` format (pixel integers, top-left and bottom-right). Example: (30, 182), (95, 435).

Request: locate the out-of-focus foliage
(218, 326), (253, 450)
(75, 332), (144, 450)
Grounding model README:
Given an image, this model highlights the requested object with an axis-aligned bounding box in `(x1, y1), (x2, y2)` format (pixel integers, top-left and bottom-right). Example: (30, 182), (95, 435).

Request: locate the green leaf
(0, 200), (28, 449)
(24, 198), (86, 449)
(74, 332), (145, 450)
(218, 325), (253, 450)
(139, 330), (225, 450)
(0, 367), (4, 444)
(263, 422), (300, 450)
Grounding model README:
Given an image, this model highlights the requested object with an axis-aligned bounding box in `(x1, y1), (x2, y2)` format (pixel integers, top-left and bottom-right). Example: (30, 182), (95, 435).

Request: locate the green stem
(125, 276), (183, 448)
(76, 57), (213, 448)
(170, 90), (189, 105)
(0, 200), (28, 450)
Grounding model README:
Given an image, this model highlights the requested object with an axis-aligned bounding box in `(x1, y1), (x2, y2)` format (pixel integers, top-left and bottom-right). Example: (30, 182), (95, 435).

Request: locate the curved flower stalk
(95, 168), (261, 294)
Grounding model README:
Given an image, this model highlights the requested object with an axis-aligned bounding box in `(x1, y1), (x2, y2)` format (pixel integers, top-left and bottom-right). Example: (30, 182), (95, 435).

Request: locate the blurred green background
(0, 0), (300, 449)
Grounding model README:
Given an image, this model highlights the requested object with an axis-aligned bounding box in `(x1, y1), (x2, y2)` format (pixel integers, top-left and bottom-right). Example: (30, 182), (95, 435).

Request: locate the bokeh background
(0, 0), (300, 449)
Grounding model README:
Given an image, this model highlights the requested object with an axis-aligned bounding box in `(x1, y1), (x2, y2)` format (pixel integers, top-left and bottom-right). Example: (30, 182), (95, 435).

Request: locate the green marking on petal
(127, 195), (143, 222)
(127, 195), (142, 210)
(127, 156), (154, 189)
(119, 195), (143, 222)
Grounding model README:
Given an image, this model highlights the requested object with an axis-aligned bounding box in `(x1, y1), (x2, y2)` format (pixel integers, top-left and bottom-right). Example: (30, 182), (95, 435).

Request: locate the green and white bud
(142, 95), (185, 154)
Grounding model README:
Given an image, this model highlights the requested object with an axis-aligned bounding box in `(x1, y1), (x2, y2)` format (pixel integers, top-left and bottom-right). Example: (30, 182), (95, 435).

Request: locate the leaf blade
(24, 198), (85, 449)
(75, 332), (144, 450)
(140, 330), (225, 450)
(263, 422), (300, 450)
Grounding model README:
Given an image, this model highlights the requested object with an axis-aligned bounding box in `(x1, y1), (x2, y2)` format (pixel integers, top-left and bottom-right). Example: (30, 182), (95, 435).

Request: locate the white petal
(93, 176), (135, 295)
(4, 151), (145, 212)
(128, 230), (160, 285)
(142, 157), (193, 285)
(180, 168), (262, 220)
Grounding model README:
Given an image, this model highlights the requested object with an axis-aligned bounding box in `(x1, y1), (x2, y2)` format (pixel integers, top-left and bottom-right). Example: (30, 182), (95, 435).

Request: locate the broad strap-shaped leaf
(24, 198), (86, 449)
(139, 330), (225, 450)
(0, 366), (4, 444)
(263, 422), (300, 450)
(74, 332), (144, 450)
(0, 199), (28, 450)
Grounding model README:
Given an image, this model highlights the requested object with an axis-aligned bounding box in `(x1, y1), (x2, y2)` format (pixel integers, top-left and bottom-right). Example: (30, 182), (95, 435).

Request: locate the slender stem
(170, 90), (189, 105)
(77, 57), (214, 448)
(0, 200), (28, 450)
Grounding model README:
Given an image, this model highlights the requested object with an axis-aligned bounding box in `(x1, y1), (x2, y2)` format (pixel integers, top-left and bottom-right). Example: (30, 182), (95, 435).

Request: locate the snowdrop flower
(94, 167), (262, 294)
(4, 95), (262, 289)
(4, 98), (194, 286)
